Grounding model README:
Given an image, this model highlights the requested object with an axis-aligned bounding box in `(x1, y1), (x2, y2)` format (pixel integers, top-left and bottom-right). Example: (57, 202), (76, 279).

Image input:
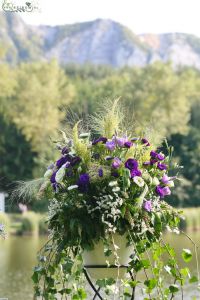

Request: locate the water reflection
(0, 236), (46, 300)
(0, 233), (199, 300)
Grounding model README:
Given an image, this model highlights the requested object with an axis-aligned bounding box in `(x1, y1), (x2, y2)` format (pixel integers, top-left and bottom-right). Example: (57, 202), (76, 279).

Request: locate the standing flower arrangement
(28, 99), (199, 299)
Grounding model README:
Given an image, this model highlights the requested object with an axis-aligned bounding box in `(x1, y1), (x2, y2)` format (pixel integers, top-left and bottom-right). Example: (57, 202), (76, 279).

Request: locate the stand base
(83, 265), (135, 300)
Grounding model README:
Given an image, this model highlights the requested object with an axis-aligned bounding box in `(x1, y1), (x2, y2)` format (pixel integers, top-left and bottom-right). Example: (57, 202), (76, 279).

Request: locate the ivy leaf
(32, 272), (39, 284)
(169, 284), (179, 293)
(182, 249), (192, 263)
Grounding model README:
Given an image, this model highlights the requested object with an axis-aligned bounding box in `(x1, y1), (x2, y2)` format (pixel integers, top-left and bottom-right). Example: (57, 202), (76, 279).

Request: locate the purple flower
(64, 161), (71, 168)
(156, 185), (171, 198)
(61, 146), (69, 155)
(150, 151), (157, 158)
(50, 171), (57, 183)
(150, 159), (158, 165)
(56, 156), (69, 168)
(141, 138), (150, 146)
(161, 174), (170, 184)
(112, 158), (121, 169)
(157, 162), (167, 170)
(98, 168), (103, 177)
(125, 158), (138, 170)
(106, 140), (116, 151)
(52, 182), (59, 192)
(71, 156), (81, 166)
(124, 141), (133, 148)
(143, 200), (152, 212)
(115, 136), (128, 147)
(92, 137), (107, 145)
(157, 153), (165, 161)
(130, 169), (142, 178)
(77, 173), (90, 192)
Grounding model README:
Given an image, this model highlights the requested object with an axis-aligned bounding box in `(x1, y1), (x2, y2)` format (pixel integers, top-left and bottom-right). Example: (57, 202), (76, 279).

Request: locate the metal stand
(83, 265), (135, 300)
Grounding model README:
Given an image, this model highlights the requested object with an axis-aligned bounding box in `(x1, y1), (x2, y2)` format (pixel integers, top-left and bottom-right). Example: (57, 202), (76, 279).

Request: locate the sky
(2, 0), (200, 36)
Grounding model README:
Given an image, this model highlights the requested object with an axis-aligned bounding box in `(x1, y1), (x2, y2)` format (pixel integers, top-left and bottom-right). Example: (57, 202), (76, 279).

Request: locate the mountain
(1, 12), (200, 68)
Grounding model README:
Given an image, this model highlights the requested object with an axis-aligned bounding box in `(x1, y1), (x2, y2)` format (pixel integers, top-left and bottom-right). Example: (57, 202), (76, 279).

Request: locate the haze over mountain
(1, 12), (200, 68)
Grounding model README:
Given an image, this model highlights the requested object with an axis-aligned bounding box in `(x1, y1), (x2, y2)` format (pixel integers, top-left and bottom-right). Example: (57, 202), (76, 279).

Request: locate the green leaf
(144, 278), (157, 291)
(169, 284), (179, 293)
(189, 276), (198, 283)
(182, 248), (192, 263)
(32, 272), (39, 284)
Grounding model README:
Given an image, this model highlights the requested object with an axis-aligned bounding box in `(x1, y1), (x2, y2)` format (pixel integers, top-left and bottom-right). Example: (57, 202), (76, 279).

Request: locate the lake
(0, 233), (200, 300)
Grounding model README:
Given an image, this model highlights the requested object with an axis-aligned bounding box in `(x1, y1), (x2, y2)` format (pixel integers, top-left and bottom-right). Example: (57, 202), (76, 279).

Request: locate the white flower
(112, 187), (120, 192)
(152, 177), (160, 186)
(44, 169), (53, 179)
(55, 167), (65, 183)
(133, 176), (144, 187)
(167, 180), (174, 187)
(67, 185), (78, 190)
(109, 181), (118, 187)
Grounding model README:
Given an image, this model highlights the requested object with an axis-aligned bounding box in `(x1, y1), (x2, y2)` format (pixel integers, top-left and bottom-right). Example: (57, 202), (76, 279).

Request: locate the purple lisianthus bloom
(50, 171), (57, 183)
(125, 158), (138, 170)
(143, 200), (152, 212)
(56, 156), (69, 168)
(150, 151), (157, 158)
(124, 141), (133, 148)
(61, 146), (69, 155)
(156, 185), (171, 198)
(115, 136), (128, 147)
(64, 161), (71, 168)
(92, 137), (107, 145)
(130, 169), (142, 178)
(161, 174), (170, 184)
(157, 153), (165, 161)
(71, 156), (81, 166)
(141, 138), (150, 146)
(77, 173), (90, 192)
(106, 140), (116, 151)
(112, 157), (122, 169)
(52, 182), (59, 192)
(98, 168), (103, 177)
(157, 162), (167, 170)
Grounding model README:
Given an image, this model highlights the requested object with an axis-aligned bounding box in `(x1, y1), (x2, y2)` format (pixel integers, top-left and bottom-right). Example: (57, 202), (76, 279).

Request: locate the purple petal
(92, 137), (107, 145)
(157, 162), (167, 170)
(125, 158), (138, 170)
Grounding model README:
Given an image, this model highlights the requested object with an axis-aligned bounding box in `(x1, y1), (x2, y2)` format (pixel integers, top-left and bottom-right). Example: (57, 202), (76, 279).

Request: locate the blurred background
(1, 0), (200, 299)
